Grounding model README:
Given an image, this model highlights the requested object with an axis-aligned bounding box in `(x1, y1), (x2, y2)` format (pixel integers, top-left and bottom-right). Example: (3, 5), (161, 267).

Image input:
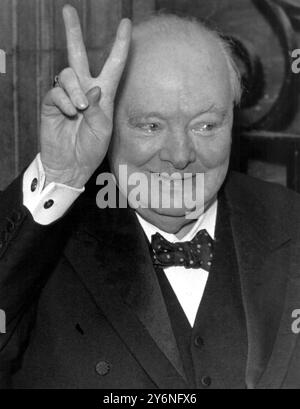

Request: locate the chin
(152, 206), (191, 217)
(137, 207), (192, 233)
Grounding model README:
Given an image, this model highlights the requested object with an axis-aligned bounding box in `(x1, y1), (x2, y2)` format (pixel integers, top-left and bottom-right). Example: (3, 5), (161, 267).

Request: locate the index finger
(63, 5), (90, 79)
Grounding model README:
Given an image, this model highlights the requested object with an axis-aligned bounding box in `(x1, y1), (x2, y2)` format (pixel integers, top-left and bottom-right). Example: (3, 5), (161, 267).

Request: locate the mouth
(149, 171), (197, 181)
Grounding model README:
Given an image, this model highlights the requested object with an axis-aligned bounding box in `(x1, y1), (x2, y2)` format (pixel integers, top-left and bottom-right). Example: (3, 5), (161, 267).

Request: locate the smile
(150, 172), (197, 181)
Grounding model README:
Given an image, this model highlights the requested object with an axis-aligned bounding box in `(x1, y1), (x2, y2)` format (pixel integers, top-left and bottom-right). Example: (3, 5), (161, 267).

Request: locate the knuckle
(50, 88), (67, 105)
(51, 87), (62, 98)
(60, 67), (74, 81)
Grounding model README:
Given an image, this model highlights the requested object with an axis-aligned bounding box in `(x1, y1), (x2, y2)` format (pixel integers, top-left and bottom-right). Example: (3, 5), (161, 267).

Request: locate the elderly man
(0, 5), (300, 389)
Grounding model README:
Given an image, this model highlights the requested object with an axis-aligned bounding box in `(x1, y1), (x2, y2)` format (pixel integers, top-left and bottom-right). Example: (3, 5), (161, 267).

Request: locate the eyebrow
(191, 104), (229, 118)
(126, 104), (229, 120)
(127, 110), (164, 119)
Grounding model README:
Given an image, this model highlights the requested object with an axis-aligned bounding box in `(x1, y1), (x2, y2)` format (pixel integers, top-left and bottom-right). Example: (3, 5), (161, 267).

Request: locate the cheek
(111, 125), (160, 167)
(195, 132), (232, 170)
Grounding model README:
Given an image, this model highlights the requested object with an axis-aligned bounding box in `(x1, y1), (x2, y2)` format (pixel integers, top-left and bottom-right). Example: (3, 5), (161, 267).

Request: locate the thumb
(82, 86), (104, 126)
(81, 86), (112, 144)
(86, 86), (101, 108)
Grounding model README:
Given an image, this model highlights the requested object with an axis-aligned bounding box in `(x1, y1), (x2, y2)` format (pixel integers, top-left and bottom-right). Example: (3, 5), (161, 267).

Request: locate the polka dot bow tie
(151, 229), (214, 271)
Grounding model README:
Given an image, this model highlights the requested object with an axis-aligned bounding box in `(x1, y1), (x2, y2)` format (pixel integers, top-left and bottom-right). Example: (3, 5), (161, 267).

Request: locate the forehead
(117, 30), (232, 117)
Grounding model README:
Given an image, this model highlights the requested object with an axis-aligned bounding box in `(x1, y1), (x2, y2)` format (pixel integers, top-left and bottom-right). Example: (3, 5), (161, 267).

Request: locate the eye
(191, 123), (217, 134)
(137, 122), (161, 133)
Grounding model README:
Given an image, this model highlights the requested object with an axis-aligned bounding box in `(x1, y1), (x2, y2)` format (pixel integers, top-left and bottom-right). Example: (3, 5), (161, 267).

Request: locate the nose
(159, 128), (196, 170)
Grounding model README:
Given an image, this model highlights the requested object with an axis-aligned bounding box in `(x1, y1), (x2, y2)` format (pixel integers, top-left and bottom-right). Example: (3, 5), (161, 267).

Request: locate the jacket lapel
(225, 174), (300, 389)
(257, 220), (300, 389)
(64, 198), (187, 388)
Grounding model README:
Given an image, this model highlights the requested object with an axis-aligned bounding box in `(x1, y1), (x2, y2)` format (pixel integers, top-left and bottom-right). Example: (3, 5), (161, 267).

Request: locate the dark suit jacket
(0, 171), (300, 389)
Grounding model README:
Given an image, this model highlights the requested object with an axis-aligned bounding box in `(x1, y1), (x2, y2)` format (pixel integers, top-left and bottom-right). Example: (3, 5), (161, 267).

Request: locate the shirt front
(136, 201), (217, 327)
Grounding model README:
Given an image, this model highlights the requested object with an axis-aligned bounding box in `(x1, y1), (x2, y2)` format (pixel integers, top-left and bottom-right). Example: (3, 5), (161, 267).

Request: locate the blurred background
(0, 0), (300, 191)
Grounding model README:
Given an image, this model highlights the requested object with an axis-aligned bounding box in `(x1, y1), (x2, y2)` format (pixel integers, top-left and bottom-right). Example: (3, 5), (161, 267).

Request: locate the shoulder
(226, 170), (300, 206)
(224, 171), (300, 229)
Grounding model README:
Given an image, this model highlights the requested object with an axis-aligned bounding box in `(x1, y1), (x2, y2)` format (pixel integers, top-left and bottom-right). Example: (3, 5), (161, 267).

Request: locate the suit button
(194, 335), (204, 348)
(6, 220), (14, 233)
(31, 178), (38, 192)
(95, 360), (111, 376)
(201, 376), (212, 387)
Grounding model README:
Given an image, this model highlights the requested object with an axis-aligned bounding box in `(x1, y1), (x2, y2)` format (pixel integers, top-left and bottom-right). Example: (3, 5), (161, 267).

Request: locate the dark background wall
(0, 0), (299, 190)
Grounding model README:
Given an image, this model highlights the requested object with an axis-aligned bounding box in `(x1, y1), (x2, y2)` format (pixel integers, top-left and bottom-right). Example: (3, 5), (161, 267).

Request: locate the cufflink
(44, 199), (54, 209)
(31, 178), (38, 192)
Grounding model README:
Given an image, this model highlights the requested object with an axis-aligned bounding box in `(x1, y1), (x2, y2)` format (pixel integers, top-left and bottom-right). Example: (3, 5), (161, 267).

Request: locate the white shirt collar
(136, 199), (218, 243)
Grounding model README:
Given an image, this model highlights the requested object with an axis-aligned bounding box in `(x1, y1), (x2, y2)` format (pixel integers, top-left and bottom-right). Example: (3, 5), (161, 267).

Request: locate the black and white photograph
(1, 0), (300, 392)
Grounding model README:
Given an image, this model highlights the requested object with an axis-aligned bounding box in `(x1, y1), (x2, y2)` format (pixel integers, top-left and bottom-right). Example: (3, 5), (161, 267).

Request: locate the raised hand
(40, 5), (132, 188)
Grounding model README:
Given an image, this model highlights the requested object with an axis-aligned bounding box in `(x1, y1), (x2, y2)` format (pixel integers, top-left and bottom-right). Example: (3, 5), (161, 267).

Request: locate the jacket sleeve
(0, 175), (69, 386)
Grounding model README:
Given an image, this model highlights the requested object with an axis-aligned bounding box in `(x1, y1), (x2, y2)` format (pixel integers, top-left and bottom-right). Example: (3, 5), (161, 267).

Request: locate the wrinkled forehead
(116, 27), (233, 115)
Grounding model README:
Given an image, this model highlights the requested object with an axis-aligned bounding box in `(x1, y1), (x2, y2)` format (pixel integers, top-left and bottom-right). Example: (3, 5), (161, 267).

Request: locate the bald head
(127, 13), (242, 105)
(115, 13), (239, 122)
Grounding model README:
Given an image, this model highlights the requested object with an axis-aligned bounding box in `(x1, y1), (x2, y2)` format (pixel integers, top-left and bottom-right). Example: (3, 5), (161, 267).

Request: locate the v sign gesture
(40, 5), (132, 188)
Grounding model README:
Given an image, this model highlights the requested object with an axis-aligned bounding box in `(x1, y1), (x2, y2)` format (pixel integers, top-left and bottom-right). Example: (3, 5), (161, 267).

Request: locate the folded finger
(59, 67), (88, 110)
(43, 87), (77, 117)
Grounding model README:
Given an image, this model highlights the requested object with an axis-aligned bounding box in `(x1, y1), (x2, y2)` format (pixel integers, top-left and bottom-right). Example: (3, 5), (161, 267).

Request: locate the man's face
(109, 32), (234, 232)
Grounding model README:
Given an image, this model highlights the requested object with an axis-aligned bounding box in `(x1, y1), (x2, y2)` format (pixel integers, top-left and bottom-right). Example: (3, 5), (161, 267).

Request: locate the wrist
(43, 166), (88, 189)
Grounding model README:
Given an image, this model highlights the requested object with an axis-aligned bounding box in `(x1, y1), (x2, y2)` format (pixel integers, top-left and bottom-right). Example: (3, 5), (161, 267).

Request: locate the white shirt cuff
(23, 154), (84, 225)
